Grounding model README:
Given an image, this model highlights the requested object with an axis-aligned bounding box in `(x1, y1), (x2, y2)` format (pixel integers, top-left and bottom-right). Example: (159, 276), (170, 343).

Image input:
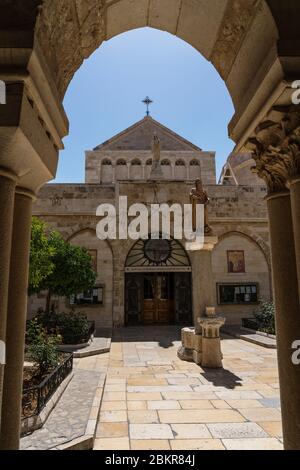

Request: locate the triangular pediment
(94, 117), (201, 152)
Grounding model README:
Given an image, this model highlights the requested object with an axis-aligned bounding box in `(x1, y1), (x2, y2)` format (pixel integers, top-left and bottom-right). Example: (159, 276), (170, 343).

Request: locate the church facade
(28, 117), (272, 328)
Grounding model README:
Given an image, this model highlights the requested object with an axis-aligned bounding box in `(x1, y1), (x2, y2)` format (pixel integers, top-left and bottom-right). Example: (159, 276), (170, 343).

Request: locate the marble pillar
(0, 188), (35, 450)
(0, 168), (18, 431)
(289, 177), (300, 299)
(267, 190), (300, 450)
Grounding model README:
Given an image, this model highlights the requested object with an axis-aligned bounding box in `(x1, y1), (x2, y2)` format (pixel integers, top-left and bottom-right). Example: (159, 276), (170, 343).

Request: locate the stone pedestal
(267, 191), (300, 450)
(178, 310), (225, 369)
(177, 327), (195, 362)
(198, 315), (225, 368)
(150, 162), (164, 180)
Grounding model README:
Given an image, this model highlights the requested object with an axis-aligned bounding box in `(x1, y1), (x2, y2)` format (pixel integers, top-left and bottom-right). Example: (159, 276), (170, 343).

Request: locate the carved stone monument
(190, 178), (212, 234)
(178, 307), (225, 368)
(150, 134), (164, 180)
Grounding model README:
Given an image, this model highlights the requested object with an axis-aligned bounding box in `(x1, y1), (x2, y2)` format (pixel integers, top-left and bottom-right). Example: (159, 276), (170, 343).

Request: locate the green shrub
(254, 302), (276, 335)
(28, 327), (61, 376)
(26, 318), (42, 345)
(30, 310), (90, 345)
(55, 312), (89, 345)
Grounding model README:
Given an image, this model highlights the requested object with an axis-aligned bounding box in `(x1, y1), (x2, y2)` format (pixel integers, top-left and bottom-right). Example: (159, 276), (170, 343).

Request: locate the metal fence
(22, 353), (73, 419)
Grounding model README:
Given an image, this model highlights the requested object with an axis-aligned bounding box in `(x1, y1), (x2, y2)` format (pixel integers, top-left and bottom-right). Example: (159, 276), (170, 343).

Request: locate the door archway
(125, 237), (192, 325)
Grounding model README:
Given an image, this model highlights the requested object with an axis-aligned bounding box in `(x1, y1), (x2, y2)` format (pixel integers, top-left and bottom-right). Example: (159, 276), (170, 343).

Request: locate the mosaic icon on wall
(227, 250), (245, 274)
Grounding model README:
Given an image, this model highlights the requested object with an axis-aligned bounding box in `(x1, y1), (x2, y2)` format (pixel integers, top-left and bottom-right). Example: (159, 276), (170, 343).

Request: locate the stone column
(190, 238), (218, 328)
(0, 168), (18, 430)
(0, 188), (35, 450)
(171, 164), (175, 179)
(187, 164), (190, 181)
(267, 190), (300, 450)
(112, 163), (116, 184)
(289, 177), (300, 297)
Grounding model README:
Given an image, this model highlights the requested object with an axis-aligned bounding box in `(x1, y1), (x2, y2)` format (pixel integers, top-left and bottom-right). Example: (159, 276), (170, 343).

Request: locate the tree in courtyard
(29, 218), (97, 313)
(42, 230), (97, 313)
(29, 217), (55, 294)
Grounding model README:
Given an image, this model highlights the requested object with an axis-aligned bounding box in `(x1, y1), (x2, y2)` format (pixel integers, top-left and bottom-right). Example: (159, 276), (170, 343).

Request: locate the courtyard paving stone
(94, 326), (283, 451)
(22, 326), (283, 451)
(21, 365), (107, 450)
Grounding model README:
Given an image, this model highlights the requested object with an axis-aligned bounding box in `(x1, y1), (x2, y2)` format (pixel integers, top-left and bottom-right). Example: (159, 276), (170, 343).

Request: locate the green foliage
(26, 318), (43, 345)
(27, 321), (62, 376)
(254, 301), (276, 335)
(29, 311), (90, 345)
(29, 218), (54, 294)
(55, 312), (90, 345)
(29, 218), (97, 312)
(43, 231), (97, 298)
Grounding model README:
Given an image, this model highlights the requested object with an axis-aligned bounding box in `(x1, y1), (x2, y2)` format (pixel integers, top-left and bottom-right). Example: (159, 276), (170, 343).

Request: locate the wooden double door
(143, 274), (174, 324)
(125, 272), (192, 325)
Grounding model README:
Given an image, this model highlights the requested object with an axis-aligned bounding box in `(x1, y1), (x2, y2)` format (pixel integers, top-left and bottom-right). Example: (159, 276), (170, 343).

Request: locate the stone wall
(212, 233), (271, 325)
(85, 150), (216, 185)
(29, 180), (270, 327)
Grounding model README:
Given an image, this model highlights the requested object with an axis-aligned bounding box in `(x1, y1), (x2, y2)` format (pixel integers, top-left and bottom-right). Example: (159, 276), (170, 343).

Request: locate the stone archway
(124, 237), (192, 325)
(1, 0), (300, 450)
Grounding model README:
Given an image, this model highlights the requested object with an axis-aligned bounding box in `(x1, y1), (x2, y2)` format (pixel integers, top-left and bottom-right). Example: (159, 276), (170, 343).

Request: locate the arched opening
(101, 158), (113, 184)
(161, 159), (172, 179)
(116, 159), (128, 180)
(130, 158), (143, 180)
(125, 237), (192, 325)
(67, 229), (114, 328)
(189, 159), (201, 180)
(174, 159), (186, 180)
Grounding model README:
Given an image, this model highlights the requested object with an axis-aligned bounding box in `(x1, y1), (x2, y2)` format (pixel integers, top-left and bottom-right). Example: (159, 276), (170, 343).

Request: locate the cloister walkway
(94, 326), (282, 450)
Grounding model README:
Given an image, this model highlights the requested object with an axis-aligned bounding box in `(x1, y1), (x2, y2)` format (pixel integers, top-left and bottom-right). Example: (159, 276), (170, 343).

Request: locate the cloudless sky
(55, 28), (235, 183)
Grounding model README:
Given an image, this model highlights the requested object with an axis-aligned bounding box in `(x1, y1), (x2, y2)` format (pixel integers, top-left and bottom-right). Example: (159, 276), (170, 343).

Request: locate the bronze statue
(190, 178), (212, 235)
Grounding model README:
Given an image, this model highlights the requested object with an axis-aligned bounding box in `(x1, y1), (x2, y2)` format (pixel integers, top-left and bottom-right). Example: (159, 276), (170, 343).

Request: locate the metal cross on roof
(142, 96), (153, 116)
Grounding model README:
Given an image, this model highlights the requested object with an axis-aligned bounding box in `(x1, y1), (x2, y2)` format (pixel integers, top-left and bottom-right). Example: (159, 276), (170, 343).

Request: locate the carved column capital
(246, 109), (300, 194)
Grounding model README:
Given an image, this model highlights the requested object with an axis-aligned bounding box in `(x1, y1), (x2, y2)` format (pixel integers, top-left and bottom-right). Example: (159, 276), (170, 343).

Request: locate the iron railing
(22, 353), (73, 419)
(242, 318), (259, 330)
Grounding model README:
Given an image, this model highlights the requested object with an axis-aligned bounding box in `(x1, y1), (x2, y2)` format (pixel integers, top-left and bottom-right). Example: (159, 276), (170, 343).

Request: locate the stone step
(222, 326), (277, 349)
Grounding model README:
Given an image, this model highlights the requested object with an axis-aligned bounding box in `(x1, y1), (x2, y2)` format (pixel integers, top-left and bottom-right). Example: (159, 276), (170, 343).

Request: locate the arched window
(102, 159), (112, 166)
(175, 160), (185, 167)
(161, 160), (171, 166)
(146, 159), (153, 166)
(126, 236), (191, 268)
(190, 160), (200, 166)
(131, 159), (142, 166)
(117, 159), (126, 166)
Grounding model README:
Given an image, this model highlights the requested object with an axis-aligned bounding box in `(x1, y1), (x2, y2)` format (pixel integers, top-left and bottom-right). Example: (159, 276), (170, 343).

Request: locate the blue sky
(55, 27), (235, 183)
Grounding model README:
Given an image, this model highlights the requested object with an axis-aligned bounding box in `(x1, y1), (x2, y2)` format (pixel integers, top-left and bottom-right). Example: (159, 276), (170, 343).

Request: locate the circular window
(144, 239), (171, 264)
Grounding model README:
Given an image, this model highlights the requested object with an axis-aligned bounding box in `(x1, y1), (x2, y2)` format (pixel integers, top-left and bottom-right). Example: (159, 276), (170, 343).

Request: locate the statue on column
(190, 178), (212, 235)
(150, 134), (164, 180)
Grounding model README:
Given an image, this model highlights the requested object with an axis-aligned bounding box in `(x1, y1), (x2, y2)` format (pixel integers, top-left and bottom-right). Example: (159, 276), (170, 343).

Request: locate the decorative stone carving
(35, 0), (106, 97)
(247, 109), (300, 194)
(211, 0), (259, 80)
(190, 178), (212, 234)
(178, 310), (225, 368)
(150, 134), (164, 180)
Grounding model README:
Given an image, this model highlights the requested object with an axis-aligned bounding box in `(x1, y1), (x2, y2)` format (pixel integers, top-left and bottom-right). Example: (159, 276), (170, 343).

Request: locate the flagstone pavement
(94, 326), (283, 451)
